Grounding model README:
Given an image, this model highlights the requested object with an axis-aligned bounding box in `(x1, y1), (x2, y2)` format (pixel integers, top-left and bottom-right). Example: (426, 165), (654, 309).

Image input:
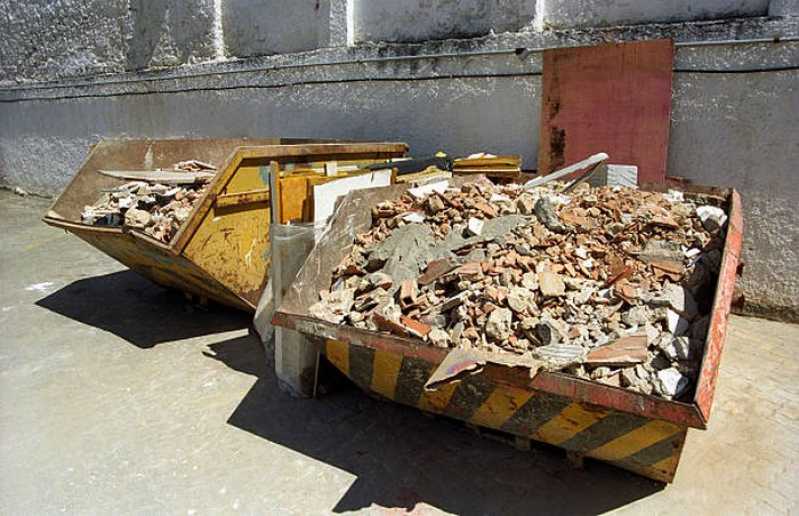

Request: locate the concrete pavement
(1, 190), (796, 515)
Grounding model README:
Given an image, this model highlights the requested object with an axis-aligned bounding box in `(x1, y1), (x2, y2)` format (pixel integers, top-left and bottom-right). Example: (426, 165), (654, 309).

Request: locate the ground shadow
(206, 336), (665, 515)
(35, 270), (251, 348)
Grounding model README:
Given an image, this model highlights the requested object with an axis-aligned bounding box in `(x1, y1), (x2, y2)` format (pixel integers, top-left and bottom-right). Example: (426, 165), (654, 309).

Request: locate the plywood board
(538, 39), (674, 184)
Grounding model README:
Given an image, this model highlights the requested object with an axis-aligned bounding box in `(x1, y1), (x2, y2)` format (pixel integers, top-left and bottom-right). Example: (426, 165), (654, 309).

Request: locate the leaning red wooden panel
(539, 39), (674, 184)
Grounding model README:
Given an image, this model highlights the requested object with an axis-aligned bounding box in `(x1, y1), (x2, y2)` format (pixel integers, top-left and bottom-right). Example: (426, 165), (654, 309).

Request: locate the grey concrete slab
(1, 190), (797, 514)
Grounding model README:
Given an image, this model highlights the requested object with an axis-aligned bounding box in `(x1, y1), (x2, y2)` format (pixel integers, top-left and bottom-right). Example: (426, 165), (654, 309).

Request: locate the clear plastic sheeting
(266, 220), (329, 397)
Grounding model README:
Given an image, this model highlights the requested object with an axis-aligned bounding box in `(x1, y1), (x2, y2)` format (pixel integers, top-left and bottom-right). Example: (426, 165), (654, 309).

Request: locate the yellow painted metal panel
(183, 200), (271, 307)
(588, 420), (683, 462)
(418, 382), (458, 414)
(224, 164), (268, 193)
(279, 175), (310, 223)
(326, 340), (350, 376)
(470, 386), (534, 429)
(370, 350), (403, 400)
(534, 402), (607, 445)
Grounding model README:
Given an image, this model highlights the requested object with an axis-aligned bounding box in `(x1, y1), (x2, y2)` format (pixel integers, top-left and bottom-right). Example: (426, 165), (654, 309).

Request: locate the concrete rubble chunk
(521, 272), (539, 291)
(402, 211), (426, 224)
(318, 176), (724, 399)
(426, 195), (445, 214)
(622, 306), (651, 327)
(539, 271), (565, 297)
(486, 307), (513, 341)
(81, 160), (213, 243)
(662, 335), (692, 361)
(652, 283), (698, 320)
(620, 367), (638, 387)
(124, 208), (152, 229)
(639, 239), (684, 264)
(428, 328), (451, 348)
(534, 197), (569, 233)
(310, 288), (355, 324)
(507, 287), (533, 313)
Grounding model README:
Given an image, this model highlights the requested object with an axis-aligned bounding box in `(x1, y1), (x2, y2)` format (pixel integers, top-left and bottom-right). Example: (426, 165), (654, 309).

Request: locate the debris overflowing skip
(81, 160), (214, 243)
(310, 177), (729, 400)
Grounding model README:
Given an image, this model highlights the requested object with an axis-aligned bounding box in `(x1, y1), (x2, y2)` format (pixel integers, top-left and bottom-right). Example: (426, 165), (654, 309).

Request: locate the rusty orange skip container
(273, 181), (743, 482)
(43, 138), (408, 311)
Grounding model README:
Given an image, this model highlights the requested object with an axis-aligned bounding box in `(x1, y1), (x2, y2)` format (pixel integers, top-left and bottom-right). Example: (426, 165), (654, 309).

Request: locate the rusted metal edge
(43, 215), (180, 255)
(693, 189), (743, 426)
(272, 311), (448, 363)
(272, 310), (706, 428)
(530, 372), (705, 428)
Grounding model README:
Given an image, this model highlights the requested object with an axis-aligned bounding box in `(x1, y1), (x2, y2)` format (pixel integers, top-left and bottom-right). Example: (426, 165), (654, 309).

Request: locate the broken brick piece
(372, 312), (409, 337)
(452, 261), (483, 281)
(399, 279), (418, 309)
(585, 335), (647, 366)
(419, 258), (457, 285)
(400, 315), (432, 338)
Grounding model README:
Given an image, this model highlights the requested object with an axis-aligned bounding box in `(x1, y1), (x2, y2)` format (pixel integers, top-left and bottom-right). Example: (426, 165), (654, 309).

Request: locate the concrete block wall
(1, 0), (798, 320)
(542, 0), (770, 29)
(352, 0), (537, 43)
(0, 0), (221, 84)
(223, 0), (333, 56)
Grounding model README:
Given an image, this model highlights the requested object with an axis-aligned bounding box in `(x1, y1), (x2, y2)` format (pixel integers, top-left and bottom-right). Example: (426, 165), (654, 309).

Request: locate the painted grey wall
(0, 0), (218, 84)
(1, 4), (798, 320)
(353, 0), (537, 43)
(223, 0), (333, 57)
(544, 0), (769, 29)
(669, 70), (799, 319)
(769, 0), (799, 16)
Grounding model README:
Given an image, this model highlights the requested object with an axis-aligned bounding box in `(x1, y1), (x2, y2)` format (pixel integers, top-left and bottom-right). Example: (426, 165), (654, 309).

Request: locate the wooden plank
(538, 39), (673, 184)
(214, 189), (270, 208)
(98, 169), (214, 184)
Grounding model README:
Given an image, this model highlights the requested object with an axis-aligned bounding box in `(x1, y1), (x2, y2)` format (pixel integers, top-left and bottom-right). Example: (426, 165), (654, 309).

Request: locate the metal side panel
(325, 339), (687, 483)
(67, 226), (251, 311)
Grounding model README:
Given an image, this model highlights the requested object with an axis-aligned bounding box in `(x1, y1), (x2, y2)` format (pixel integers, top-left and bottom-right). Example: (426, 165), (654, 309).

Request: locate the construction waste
(81, 160), (214, 243)
(310, 177), (729, 401)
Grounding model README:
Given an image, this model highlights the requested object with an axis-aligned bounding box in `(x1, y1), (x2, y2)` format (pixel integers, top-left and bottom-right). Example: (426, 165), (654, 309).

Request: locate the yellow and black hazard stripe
(325, 339), (687, 483)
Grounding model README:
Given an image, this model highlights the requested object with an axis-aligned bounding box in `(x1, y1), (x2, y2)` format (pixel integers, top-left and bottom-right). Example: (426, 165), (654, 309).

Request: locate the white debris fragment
(684, 247), (702, 259)
(408, 180), (449, 200)
(402, 212), (426, 224)
(466, 217), (484, 236)
(490, 193), (511, 203)
(657, 367), (690, 397)
(666, 309), (691, 336)
(663, 189), (685, 203)
(25, 282), (55, 293)
(696, 205), (727, 232)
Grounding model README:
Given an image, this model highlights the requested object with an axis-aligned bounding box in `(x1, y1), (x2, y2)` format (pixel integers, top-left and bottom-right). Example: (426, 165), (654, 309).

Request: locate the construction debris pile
(81, 160), (215, 243)
(310, 177), (729, 400)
